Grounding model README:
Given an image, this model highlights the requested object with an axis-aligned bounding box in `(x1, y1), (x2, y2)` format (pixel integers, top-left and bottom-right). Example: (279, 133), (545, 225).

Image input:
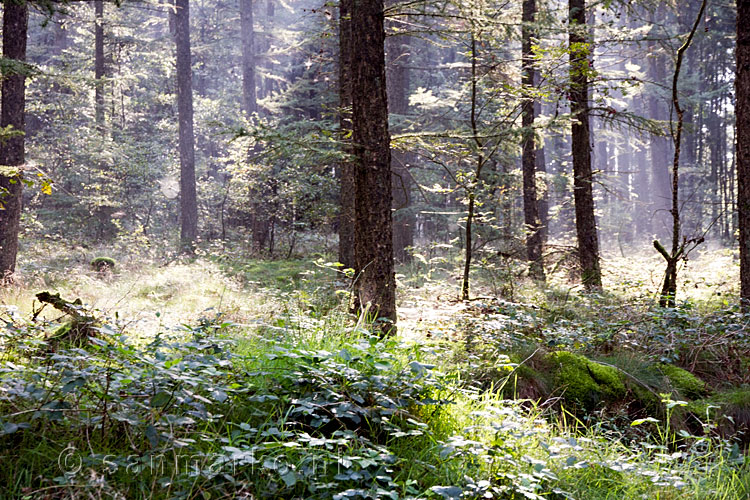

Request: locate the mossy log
(36, 291), (98, 349)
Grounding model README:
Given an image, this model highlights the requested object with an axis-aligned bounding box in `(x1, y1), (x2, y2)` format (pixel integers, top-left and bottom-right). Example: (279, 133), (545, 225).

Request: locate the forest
(1, 0), (750, 498)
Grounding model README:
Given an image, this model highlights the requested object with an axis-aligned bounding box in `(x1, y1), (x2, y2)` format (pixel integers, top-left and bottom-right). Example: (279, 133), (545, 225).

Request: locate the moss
(90, 257), (116, 272)
(690, 387), (750, 414)
(50, 322), (72, 339)
(657, 363), (707, 400)
(687, 388), (750, 445)
(46, 319), (97, 349)
(546, 351), (626, 411)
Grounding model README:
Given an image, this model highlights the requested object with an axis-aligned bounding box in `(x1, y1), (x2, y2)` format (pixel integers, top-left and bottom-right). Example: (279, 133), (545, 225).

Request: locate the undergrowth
(0, 247), (748, 499)
(0, 298), (748, 499)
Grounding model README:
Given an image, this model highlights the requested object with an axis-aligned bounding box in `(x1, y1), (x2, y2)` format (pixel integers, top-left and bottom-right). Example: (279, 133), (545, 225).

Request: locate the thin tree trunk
(737, 0), (750, 308)
(175, 0), (198, 248)
(95, 0), (105, 130)
(656, 0), (707, 307)
(461, 31), (486, 301)
(522, 0), (545, 281)
(338, 0), (355, 269)
(0, 1), (28, 281)
(351, 0), (397, 333)
(568, 0), (602, 289)
(240, 0), (257, 116)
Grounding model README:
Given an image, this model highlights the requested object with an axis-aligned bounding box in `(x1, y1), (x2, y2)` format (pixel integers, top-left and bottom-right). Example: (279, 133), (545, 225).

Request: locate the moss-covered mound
(91, 256), (116, 272)
(502, 350), (714, 422)
(544, 351), (626, 411)
(687, 387), (750, 445)
(657, 363), (708, 400)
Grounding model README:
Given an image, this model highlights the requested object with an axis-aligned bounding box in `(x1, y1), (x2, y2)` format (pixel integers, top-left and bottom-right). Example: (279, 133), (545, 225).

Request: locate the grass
(0, 243), (748, 499)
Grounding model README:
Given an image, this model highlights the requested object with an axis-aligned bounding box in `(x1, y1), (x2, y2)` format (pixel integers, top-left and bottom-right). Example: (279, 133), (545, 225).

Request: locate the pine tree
(737, 0), (750, 307)
(568, 0), (601, 289)
(0, 0), (29, 281)
(351, 0), (397, 333)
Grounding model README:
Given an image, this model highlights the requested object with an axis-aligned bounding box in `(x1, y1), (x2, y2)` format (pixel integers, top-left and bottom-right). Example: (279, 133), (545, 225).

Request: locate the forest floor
(0, 241), (749, 499)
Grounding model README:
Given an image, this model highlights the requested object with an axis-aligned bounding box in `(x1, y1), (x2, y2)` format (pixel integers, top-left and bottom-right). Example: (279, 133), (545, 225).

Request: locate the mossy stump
(36, 291), (99, 350)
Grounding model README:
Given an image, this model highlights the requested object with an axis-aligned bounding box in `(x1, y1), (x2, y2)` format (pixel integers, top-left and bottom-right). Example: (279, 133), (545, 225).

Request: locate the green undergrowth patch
(1, 297), (749, 500)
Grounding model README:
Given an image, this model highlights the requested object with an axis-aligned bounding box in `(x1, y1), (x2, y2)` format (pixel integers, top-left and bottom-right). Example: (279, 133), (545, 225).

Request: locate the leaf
(280, 470), (297, 487)
(2, 422), (19, 435)
(211, 389), (228, 403)
(145, 424), (160, 448)
(409, 360), (434, 375)
(430, 486), (462, 499)
(150, 391), (171, 408)
(631, 417), (660, 426)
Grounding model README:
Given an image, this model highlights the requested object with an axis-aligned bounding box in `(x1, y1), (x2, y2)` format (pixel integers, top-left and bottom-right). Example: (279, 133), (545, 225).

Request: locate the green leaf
(280, 470), (297, 487)
(145, 424), (160, 448)
(150, 391), (171, 408)
(631, 417), (660, 426)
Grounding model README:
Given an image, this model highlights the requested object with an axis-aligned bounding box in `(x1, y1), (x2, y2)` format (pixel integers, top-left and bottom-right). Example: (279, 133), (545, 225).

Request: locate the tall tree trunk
(240, 0), (257, 116)
(94, 0), (105, 130)
(568, 0), (601, 289)
(351, 0), (397, 333)
(338, 0), (355, 269)
(387, 8), (414, 264)
(175, 0), (198, 248)
(0, 1), (28, 281)
(738, 0), (750, 308)
(522, 0), (545, 280)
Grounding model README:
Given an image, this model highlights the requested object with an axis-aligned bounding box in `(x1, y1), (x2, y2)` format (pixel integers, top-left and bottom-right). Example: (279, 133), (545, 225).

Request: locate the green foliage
(2, 248), (750, 500)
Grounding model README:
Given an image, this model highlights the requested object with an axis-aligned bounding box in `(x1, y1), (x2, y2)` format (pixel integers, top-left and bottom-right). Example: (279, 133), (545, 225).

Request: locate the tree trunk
(0, 1), (28, 281)
(568, 0), (601, 289)
(387, 10), (414, 264)
(738, 0), (750, 308)
(338, 0), (356, 269)
(175, 0), (198, 248)
(95, 0), (105, 130)
(240, 0), (257, 116)
(522, 0), (545, 281)
(351, 0), (397, 333)
(460, 31), (487, 301)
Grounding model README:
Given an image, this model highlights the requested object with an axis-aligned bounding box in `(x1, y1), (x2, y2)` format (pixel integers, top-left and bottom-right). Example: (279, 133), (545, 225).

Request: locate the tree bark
(568, 0), (601, 289)
(95, 0), (105, 130)
(175, 0), (198, 248)
(338, 0), (356, 269)
(0, 1), (28, 281)
(522, 0), (545, 281)
(351, 0), (397, 333)
(738, 0), (750, 308)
